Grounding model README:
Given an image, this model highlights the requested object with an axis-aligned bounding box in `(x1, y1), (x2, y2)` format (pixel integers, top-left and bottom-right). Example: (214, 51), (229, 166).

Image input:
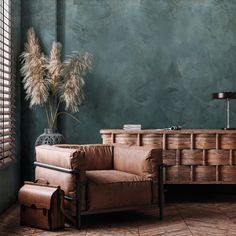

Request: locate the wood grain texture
(142, 134), (163, 148)
(194, 166), (216, 182)
(101, 134), (112, 145)
(195, 134), (216, 149)
(101, 129), (236, 184)
(3, 201), (236, 235)
(115, 134), (138, 145)
(219, 166), (236, 182)
(220, 134), (236, 149)
(167, 134), (191, 149)
(163, 150), (176, 165)
(181, 150), (203, 165)
(100, 129), (236, 135)
(207, 150), (230, 165)
(165, 166), (191, 182)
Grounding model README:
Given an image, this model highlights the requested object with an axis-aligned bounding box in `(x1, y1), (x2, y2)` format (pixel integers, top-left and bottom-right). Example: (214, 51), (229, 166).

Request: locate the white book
(123, 124), (142, 130)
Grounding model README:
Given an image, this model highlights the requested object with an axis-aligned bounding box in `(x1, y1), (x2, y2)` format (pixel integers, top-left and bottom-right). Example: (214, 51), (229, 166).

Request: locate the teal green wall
(0, 0), (21, 214)
(21, 0), (236, 179)
(21, 0), (57, 180)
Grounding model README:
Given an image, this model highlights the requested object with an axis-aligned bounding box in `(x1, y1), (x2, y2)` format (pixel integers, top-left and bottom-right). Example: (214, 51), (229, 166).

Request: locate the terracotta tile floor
(1, 201), (236, 235)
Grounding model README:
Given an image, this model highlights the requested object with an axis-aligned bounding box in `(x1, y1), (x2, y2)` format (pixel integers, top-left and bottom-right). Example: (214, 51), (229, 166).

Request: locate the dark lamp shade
(212, 92), (236, 99)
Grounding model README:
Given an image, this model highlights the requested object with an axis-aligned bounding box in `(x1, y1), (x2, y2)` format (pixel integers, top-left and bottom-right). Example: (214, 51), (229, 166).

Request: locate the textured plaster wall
(21, 0), (236, 179)
(0, 0), (21, 214)
(61, 0), (236, 143)
(21, 0), (57, 180)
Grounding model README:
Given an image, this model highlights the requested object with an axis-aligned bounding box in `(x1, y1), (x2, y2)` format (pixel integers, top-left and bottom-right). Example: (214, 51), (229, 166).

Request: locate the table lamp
(212, 92), (236, 130)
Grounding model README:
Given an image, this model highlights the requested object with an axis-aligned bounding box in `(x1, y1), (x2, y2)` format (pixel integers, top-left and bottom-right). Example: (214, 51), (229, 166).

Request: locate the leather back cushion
(113, 145), (162, 179)
(81, 145), (113, 170)
(35, 145), (85, 170)
(56, 144), (113, 170)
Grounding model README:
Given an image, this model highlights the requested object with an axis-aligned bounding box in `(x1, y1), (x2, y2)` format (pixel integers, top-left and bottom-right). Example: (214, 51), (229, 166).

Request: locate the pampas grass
(20, 28), (48, 107)
(47, 42), (63, 93)
(60, 53), (92, 112)
(20, 28), (92, 129)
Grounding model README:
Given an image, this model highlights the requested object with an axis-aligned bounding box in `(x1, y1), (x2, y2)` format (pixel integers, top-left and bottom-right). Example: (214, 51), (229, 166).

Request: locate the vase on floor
(35, 128), (65, 146)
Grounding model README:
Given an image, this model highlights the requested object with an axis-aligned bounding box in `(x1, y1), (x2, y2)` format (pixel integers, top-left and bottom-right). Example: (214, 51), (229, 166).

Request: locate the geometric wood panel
(166, 134), (191, 149)
(163, 150), (176, 165)
(100, 129), (236, 184)
(165, 166), (191, 182)
(142, 134), (163, 148)
(115, 133), (137, 145)
(194, 133), (216, 149)
(207, 150), (230, 165)
(219, 166), (236, 182)
(195, 166), (216, 182)
(220, 134), (236, 149)
(181, 150), (203, 165)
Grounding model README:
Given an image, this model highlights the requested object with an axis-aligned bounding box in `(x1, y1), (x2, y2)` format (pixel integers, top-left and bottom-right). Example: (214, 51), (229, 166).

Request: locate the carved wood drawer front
(100, 129), (236, 184)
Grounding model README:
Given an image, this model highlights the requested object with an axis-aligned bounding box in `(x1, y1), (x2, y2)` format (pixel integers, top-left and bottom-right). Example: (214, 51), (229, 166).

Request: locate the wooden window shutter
(0, 0), (16, 169)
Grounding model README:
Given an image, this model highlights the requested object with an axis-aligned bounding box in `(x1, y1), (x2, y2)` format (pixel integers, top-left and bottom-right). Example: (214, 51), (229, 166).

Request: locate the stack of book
(123, 124), (142, 130)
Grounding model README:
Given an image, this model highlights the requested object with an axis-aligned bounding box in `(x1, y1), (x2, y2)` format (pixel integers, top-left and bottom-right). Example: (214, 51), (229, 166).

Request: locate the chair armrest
(34, 161), (80, 174)
(35, 145), (86, 216)
(35, 145), (85, 170)
(55, 144), (113, 170)
(113, 145), (163, 180)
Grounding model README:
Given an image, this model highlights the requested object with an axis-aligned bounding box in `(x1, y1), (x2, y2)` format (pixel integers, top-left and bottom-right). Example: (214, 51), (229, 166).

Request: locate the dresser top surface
(100, 129), (236, 134)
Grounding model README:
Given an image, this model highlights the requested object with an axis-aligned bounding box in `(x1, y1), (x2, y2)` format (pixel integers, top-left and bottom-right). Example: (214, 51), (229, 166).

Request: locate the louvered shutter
(0, 0), (15, 168)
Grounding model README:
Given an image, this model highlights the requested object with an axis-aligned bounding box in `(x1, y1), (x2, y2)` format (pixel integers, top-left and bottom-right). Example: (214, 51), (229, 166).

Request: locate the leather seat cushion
(86, 170), (152, 211)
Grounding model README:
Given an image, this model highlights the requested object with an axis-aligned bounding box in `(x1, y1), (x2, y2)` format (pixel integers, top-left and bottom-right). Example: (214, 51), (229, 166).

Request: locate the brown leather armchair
(34, 144), (164, 228)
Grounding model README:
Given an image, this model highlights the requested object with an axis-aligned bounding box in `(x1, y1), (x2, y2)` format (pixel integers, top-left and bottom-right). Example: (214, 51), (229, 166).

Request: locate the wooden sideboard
(100, 129), (236, 184)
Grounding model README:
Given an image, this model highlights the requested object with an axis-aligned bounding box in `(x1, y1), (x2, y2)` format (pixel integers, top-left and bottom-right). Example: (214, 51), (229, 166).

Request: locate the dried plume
(21, 27), (92, 128)
(60, 53), (92, 112)
(20, 28), (48, 107)
(47, 42), (63, 93)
